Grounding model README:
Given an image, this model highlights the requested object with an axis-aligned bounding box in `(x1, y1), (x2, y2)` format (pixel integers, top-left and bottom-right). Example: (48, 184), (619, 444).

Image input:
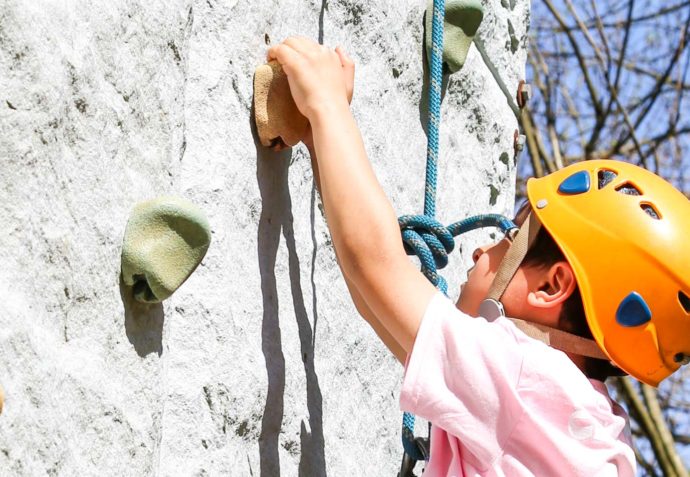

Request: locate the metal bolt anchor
(517, 80), (532, 109)
(513, 129), (526, 153)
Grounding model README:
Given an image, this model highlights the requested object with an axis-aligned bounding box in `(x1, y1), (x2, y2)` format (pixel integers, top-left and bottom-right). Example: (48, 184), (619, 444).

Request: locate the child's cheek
(456, 282), (479, 316)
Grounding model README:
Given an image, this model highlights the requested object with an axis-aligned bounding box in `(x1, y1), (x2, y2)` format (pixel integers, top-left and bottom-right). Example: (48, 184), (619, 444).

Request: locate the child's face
(456, 206), (532, 318)
(455, 237), (513, 316)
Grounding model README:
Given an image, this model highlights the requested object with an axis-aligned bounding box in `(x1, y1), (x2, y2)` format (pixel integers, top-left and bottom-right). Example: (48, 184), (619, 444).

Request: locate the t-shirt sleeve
(400, 292), (525, 465)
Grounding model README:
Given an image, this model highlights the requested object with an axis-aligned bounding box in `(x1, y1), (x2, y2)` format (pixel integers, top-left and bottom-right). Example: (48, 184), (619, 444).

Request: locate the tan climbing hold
(0, 385), (4, 415)
(253, 60), (309, 149)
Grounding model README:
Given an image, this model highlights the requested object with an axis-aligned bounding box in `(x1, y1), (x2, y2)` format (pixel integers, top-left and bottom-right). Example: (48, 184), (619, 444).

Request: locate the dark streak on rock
(74, 98), (87, 114)
(202, 385), (214, 410)
(168, 41), (181, 64)
(489, 184), (500, 205)
(34, 128), (48, 145)
(6, 100), (16, 109)
(344, 2), (366, 27)
(231, 75), (248, 110)
(68, 63), (78, 86)
(281, 439), (299, 456)
(236, 420), (250, 437)
(507, 20), (518, 54)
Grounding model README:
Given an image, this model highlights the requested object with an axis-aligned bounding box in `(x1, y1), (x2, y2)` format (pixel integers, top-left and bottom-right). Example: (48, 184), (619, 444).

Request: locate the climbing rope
(423, 0), (444, 221)
(399, 213), (516, 295)
(396, 0), (517, 468)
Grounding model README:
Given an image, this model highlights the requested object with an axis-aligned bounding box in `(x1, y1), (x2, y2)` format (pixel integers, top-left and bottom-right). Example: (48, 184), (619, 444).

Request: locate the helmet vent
(615, 182), (642, 196)
(598, 170), (617, 189)
(679, 291), (690, 314)
(640, 203), (660, 220)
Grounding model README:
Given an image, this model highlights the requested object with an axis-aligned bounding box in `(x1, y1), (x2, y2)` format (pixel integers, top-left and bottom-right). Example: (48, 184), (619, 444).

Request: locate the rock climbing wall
(0, 0), (528, 475)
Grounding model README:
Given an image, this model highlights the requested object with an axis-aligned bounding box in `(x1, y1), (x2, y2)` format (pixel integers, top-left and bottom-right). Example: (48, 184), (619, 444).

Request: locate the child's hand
(300, 45), (354, 150)
(338, 46), (356, 105)
(268, 37), (353, 121)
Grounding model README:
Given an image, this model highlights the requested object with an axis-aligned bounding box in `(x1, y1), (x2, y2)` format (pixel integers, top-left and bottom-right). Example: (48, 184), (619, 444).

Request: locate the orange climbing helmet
(526, 160), (690, 386)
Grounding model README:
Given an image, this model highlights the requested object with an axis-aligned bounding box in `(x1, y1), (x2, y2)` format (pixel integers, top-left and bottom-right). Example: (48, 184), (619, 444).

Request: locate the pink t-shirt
(400, 292), (636, 476)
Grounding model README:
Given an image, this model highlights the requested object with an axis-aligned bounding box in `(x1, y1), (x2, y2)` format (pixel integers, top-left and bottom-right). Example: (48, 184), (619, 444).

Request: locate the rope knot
(398, 214), (455, 293)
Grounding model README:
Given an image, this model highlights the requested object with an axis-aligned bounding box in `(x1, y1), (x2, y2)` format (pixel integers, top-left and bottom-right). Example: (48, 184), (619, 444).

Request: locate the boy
(267, 36), (690, 475)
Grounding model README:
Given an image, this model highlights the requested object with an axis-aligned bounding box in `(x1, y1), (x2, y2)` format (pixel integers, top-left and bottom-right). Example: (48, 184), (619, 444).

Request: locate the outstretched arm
(268, 37), (436, 355)
(306, 139), (407, 364)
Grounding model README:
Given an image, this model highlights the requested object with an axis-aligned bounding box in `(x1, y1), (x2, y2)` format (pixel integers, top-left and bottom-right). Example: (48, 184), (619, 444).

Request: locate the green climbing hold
(425, 0), (484, 74)
(121, 196), (211, 303)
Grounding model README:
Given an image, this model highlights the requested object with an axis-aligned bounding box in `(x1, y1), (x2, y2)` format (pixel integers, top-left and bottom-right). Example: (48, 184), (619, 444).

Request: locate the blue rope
(397, 0), (446, 460)
(398, 215), (515, 461)
(396, 0), (517, 464)
(424, 0), (445, 219)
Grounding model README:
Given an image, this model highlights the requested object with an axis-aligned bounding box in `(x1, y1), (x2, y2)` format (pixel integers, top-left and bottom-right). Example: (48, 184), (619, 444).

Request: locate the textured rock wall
(0, 0), (528, 475)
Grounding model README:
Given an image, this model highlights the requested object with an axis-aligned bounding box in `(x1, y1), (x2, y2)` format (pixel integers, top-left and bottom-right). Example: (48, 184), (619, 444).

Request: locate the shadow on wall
(120, 275), (164, 357)
(254, 132), (326, 475)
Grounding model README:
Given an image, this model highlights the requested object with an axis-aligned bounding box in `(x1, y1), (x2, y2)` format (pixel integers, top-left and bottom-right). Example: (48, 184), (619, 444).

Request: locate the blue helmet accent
(616, 292), (652, 327)
(558, 170), (591, 195)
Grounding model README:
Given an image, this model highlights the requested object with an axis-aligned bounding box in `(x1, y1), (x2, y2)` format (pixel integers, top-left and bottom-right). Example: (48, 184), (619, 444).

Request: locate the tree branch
(616, 378), (679, 477)
(641, 384), (689, 477)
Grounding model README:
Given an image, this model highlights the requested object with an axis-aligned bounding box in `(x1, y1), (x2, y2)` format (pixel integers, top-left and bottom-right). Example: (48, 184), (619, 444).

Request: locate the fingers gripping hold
(266, 43), (304, 76)
(256, 37), (355, 149)
(265, 37), (351, 120)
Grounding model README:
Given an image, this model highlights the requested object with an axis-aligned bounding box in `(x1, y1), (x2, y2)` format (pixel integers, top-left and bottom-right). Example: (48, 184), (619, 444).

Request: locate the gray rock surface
(0, 0), (528, 475)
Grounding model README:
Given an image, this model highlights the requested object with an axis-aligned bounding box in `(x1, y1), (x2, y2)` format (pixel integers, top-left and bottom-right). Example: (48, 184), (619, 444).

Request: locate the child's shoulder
(507, 322), (605, 401)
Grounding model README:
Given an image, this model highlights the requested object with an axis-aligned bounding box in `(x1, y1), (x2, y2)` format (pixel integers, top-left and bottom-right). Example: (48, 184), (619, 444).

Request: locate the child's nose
(472, 245), (489, 263)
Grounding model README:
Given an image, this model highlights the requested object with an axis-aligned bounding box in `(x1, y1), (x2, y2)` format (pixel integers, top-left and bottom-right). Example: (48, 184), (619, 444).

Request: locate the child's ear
(526, 261), (576, 309)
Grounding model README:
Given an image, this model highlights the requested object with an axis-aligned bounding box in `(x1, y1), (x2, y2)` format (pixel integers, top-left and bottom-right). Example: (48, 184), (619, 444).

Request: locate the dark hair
(516, 202), (625, 381)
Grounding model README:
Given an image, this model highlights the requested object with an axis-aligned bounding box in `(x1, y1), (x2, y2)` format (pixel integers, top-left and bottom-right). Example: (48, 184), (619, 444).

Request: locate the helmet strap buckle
(478, 298), (505, 322)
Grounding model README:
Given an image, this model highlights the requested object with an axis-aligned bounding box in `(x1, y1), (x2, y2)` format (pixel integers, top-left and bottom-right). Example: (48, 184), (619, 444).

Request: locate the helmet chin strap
(481, 213), (609, 361)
